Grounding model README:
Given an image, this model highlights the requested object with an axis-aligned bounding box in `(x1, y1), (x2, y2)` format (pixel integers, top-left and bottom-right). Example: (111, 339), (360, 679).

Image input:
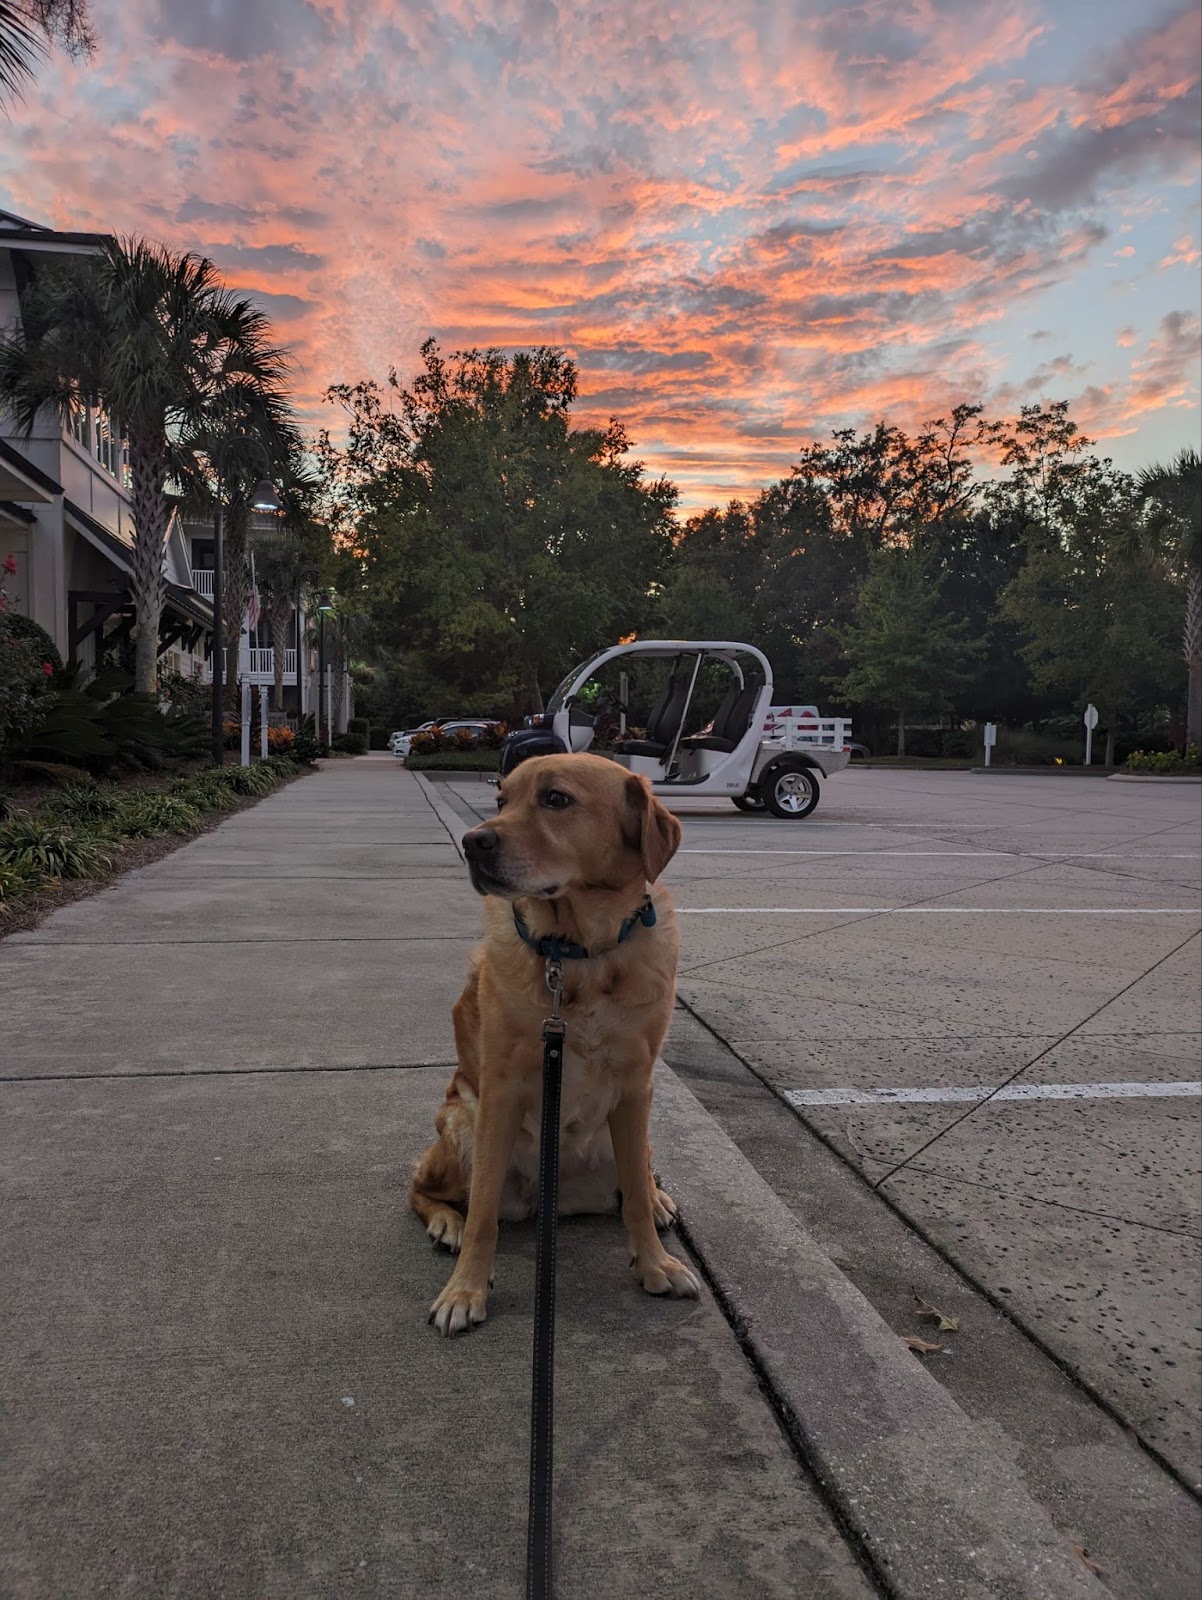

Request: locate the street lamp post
(209, 462), (282, 766)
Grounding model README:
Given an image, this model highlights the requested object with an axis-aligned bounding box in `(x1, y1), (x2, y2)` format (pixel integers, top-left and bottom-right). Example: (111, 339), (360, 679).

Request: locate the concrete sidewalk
(1, 758), (1121, 1598)
(1, 759), (869, 1600)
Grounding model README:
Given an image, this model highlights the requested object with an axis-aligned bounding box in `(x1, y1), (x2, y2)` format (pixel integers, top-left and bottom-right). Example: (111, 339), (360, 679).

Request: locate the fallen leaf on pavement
(1072, 1545), (1103, 1576)
(912, 1289), (960, 1332)
(903, 1335), (945, 1355)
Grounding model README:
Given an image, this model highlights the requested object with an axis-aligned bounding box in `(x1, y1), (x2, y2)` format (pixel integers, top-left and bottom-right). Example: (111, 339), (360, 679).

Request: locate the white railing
(764, 709), (854, 751)
(192, 569), (215, 599)
(201, 648), (297, 684)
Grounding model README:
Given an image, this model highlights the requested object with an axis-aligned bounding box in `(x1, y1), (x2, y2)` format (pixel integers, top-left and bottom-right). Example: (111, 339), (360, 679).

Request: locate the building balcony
(202, 648), (298, 685)
(192, 569), (215, 599)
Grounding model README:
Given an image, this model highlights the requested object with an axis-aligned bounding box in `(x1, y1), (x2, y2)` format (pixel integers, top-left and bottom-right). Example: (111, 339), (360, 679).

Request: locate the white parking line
(675, 906), (1201, 915)
(677, 850), (1201, 859)
(784, 1081), (1202, 1106)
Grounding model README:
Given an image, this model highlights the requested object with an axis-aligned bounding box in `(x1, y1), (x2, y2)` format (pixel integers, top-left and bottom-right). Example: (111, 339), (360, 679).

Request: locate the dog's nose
(464, 826), (500, 857)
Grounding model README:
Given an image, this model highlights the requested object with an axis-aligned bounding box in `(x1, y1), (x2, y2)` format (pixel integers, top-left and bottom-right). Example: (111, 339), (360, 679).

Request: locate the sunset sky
(3, 0), (1199, 508)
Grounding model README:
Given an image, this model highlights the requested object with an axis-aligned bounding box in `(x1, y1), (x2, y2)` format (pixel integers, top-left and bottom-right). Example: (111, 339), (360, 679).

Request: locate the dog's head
(462, 753), (682, 900)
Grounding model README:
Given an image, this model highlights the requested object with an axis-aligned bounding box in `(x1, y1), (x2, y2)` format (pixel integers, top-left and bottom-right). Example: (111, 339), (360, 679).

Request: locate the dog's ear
(624, 773), (682, 882)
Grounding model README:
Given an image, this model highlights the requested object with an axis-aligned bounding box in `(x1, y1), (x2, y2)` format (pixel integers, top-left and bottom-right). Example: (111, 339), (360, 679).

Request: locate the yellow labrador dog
(411, 752), (700, 1336)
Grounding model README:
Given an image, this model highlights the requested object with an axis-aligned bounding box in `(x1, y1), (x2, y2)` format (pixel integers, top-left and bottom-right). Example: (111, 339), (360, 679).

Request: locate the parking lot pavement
(435, 767), (1202, 1488)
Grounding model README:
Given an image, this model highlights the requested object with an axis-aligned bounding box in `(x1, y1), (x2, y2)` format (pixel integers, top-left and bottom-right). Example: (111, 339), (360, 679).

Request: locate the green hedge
(1124, 745), (1201, 775)
(404, 749), (501, 772)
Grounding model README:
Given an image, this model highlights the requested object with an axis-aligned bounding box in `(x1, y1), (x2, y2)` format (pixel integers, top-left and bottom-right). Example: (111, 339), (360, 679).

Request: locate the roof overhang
(64, 498), (133, 577)
(0, 438), (59, 503)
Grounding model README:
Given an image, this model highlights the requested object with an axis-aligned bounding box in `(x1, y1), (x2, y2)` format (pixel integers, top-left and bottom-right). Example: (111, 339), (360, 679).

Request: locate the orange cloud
(0, 0), (1198, 509)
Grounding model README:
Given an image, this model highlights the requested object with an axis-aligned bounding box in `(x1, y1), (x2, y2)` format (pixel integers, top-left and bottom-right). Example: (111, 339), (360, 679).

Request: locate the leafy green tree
(836, 546), (978, 755)
(318, 340), (677, 715)
(1136, 448), (1201, 747)
(998, 461), (1180, 764)
(0, 238), (292, 694)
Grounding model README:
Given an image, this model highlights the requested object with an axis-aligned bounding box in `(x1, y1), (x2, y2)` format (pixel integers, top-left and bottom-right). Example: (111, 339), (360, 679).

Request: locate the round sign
(1083, 704), (1099, 730)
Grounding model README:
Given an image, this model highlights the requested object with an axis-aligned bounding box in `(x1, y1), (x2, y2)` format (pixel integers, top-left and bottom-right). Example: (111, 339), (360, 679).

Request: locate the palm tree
(177, 384), (299, 710)
(0, 237), (292, 694)
(250, 464), (322, 712)
(0, 1), (93, 101)
(1137, 448), (1202, 748)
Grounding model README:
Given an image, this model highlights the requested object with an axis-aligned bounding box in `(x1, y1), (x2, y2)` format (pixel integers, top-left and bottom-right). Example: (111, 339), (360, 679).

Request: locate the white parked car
(395, 719), (499, 759)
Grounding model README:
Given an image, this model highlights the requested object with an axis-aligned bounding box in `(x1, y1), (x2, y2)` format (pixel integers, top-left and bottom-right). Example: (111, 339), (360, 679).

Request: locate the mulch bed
(0, 769), (312, 943)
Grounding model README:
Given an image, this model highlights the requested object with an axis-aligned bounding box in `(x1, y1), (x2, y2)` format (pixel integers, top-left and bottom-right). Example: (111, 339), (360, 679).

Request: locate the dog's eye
(543, 789), (574, 810)
(495, 795), (506, 812)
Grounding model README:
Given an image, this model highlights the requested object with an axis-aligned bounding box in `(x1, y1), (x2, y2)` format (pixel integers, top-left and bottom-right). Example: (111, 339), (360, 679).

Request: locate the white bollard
(260, 687), (269, 759)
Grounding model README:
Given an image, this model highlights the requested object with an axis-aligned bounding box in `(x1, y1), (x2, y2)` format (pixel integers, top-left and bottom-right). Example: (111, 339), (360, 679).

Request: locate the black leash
(527, 957), (565, 1600)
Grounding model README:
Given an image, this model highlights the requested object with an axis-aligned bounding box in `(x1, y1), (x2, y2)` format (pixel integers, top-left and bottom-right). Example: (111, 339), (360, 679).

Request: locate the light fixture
(250, 476), (282, 512)
(317, 591), (334, 613)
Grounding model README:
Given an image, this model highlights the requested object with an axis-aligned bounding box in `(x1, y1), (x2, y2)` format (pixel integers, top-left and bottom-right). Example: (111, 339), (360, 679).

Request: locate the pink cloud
(0, 0), (1198, 508)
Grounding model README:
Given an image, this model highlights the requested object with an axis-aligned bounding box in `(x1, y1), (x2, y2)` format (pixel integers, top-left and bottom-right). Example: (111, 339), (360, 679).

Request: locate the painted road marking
(677, 850), (1201, 859)
(784, 1081), (1202, 1106)
(675, 906), (1201, 916)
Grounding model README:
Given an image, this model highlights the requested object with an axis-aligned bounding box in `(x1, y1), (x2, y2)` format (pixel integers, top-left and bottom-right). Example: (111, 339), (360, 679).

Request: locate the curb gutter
(652, 1064), (1109, 1600)
(413, 771), (469, 860)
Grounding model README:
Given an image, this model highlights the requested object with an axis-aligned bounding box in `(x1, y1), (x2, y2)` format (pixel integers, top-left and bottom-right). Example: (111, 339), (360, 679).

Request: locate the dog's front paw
(652, 1186), (677, 1230)
(428, 1275), (489, 1337)
(630, 1250), (700, 1299)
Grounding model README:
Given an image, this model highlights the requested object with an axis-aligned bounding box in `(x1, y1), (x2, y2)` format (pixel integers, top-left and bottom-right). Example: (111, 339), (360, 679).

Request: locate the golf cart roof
(548, 639), (773, 711)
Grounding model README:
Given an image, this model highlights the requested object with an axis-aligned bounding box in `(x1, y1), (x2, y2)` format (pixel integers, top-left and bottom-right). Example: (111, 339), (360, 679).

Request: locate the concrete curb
(413, 771), (468, 860)
(652, 1064), (1109, 1600)
(1107, 773), (1202, 784)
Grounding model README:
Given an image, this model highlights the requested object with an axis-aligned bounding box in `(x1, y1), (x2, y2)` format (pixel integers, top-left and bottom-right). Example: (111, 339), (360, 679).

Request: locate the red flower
(2, 553), (16, 576)
(42, 661), (54, 676)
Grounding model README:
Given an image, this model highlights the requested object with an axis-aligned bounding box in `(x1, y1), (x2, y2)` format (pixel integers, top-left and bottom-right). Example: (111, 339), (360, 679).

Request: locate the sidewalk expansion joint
(0, 1060), (458, 1085)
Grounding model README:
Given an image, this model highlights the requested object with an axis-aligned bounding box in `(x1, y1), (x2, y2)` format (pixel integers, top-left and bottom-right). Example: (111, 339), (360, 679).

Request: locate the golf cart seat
(611, 673), (687, 757)
(679, 676), (761, 753)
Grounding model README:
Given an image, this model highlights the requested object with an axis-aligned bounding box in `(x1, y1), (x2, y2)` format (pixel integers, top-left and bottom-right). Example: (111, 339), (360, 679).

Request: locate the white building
(0, 209), (214, 680)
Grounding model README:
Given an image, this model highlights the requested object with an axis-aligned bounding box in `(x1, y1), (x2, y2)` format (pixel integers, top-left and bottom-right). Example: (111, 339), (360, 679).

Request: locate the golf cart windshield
(546, 648), (612, 714)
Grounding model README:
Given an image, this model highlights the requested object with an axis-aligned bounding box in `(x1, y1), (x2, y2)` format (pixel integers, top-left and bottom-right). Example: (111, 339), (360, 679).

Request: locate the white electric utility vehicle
(526, 639), (851, 818)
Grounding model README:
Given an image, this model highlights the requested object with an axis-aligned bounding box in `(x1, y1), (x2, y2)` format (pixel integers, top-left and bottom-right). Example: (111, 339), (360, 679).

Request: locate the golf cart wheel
(759, 764), (820, 819)
(732, 793), (766, 813)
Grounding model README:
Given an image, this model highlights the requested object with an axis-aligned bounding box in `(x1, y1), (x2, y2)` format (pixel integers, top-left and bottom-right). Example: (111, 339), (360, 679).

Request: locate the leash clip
(543, 957), (565, 1032)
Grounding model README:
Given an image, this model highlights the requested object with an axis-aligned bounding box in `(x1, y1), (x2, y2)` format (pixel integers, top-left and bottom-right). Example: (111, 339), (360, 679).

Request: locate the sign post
(983, 722), (997, 767)
(1083, 703), (1099, 767)
(260, 686), (269, 760)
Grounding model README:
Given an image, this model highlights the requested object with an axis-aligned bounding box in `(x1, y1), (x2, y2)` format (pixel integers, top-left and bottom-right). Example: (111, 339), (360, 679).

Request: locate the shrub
(42, 781), (123, 826)
(0, 817), (109, 878)
(220, 763), (275, 795)
(0, 859), (42, 910)
(172, 776), (238, 812)
(0, 791), (21, 821)
(1125, 745), (1202, 775)
(117, 794), (203, 837)
(291, 729), (323, 765)
(332, 731), (367, 754)
(404, 748), (502, 772)
(347, 717), (370, 740)
(261, 755), (299, 779)
(267, 725), (295, 753)
(1, 610), (63, 675)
